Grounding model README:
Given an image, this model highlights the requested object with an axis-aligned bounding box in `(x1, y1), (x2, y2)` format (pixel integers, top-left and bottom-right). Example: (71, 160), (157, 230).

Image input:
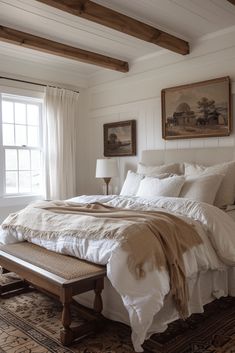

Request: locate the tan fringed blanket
(2, 201), (202, 318)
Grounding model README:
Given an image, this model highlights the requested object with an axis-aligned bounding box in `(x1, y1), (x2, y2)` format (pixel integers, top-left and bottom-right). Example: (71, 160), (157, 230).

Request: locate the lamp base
(103, 177), (111, 195)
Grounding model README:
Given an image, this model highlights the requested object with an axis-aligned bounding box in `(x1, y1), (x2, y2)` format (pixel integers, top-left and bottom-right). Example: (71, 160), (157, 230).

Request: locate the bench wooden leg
(94, 278), (104, 313)
(60, 302), (73, 345)
(60, 277), (105, 346)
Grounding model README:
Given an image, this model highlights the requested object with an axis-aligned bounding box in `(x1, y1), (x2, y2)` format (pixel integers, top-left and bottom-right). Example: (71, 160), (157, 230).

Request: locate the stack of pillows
(120, 161), (235, 207)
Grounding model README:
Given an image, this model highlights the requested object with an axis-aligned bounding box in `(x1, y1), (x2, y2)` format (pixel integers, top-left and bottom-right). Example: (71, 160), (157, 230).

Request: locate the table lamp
(96, 158), (118, 195)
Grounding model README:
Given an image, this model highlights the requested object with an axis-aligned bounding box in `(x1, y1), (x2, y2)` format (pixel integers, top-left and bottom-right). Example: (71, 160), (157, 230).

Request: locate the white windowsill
(0, 195), (43, 208)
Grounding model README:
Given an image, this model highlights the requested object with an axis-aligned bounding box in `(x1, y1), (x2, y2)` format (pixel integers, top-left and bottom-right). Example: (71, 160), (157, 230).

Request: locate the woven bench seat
(0, 242), (106, 346)
(0, 242), (105, 280)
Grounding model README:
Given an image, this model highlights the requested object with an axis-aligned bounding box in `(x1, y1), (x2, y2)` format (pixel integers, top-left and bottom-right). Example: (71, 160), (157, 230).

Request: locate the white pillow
(180, 174), (224, 205)
(120, 171), (144, 196)
(136, 175), (185, 199)
(137, 162), (183, 176)
(184, 161), (235, 207)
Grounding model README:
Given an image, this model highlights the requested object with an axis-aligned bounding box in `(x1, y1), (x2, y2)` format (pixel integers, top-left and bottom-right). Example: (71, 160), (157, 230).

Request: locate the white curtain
(44, 87), (79, 200)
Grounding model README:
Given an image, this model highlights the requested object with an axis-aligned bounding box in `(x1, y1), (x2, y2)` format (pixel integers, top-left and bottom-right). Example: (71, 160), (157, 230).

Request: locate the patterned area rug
(0, 273), (235, 353)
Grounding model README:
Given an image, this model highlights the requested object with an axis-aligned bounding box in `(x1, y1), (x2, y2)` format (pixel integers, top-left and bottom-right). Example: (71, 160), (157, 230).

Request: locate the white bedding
(78, 266), (235, 331)
(1, 195), (235, 352)
(226, 206), (235, 222)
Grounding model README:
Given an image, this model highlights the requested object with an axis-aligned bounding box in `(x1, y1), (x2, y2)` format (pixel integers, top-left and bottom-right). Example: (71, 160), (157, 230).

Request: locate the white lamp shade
(96, 159), (118, 178)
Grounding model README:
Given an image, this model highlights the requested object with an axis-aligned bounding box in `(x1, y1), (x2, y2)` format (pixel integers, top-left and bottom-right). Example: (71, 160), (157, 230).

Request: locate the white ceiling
(0, 0), (235, 79)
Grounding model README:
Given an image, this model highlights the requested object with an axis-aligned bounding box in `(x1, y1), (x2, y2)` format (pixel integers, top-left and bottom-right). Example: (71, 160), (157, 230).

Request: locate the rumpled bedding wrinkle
(2, 200), (202, 318)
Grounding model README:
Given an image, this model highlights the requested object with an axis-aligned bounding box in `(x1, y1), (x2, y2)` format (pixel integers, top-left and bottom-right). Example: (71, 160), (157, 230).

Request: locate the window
(0, 94), (43, 198)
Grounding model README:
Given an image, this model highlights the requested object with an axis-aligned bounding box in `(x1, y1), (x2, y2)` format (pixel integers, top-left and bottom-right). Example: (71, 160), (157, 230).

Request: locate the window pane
(32, 171), (41, 194)
(31, 150), (41, 170)
(27, 104), (39, 125)
(6, 171), (18, 194)
(28, 126), (39, 147)
(2, 97), (42, 196)
(2, 101), (14, 123)
(19, 171), (31, 193)
(15, 125), (27, 146)
(5, 149), (17, 170)
(19, 149), (30, 170)
(15, 103), (26, 124)
(2, 124), (14, 145)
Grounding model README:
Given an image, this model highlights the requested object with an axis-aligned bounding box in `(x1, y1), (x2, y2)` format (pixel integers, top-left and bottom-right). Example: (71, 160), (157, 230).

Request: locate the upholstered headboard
(141, 147), (235, 166)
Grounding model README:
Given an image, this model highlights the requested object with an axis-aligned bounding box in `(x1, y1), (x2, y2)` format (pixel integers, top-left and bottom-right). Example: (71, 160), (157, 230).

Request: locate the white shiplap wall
(80, 28), (235, 195)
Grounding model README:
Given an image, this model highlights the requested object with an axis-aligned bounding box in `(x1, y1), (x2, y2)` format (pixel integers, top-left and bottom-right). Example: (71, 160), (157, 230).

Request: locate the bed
(1, 147), (235, 352)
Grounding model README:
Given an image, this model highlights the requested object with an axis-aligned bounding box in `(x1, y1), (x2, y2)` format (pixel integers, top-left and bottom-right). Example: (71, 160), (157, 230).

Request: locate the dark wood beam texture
(227, 0), (235, 5)
(0, 25), (129, 72)
(36, 0), (189, 55)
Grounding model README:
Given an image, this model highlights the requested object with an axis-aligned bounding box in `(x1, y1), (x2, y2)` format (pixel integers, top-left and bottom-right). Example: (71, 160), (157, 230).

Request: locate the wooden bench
(0, 242), (106, 346)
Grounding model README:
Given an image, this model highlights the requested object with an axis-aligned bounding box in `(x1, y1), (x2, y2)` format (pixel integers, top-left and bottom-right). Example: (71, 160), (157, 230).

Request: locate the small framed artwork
(104, 120), (136, 157)
(161, 76), (232, 140)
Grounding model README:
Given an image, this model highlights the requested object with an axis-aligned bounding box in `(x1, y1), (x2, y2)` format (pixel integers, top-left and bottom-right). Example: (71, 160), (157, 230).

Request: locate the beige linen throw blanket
(2, 201), (202, 318)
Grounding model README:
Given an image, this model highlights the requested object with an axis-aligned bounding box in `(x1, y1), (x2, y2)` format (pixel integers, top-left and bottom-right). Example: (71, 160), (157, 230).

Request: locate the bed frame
(0, 146), (234, 348)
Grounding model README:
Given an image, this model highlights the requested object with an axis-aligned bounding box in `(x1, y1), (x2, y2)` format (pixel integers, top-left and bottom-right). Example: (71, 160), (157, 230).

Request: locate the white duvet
(1, 195), (235, 352)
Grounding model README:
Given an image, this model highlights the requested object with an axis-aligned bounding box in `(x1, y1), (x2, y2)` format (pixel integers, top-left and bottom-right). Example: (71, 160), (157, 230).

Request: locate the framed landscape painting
(161, 76), (232, 140)
(103, 120), (136, 157)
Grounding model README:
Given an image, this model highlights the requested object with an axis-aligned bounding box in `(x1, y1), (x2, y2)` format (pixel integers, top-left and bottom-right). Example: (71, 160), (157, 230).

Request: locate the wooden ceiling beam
(0, 25), (129, 72)
(36, 0), (190, 55)
(227, 0), (235, 5)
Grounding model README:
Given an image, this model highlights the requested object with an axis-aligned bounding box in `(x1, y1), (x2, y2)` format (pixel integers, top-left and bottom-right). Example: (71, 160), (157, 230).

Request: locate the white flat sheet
(1, 195), (235, 352)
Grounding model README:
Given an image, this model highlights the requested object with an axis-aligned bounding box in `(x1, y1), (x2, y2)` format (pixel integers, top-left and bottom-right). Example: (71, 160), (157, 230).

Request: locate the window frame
(0, 93), (44, 206)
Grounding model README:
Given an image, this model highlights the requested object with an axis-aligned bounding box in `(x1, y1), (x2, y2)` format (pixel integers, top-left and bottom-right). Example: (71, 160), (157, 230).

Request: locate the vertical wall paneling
(84, 93), (235, 193)
(78, 28), (235, 194)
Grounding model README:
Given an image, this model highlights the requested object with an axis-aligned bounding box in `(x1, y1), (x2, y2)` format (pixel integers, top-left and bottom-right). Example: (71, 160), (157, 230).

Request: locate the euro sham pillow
(179, 173), (224, 205)
(136, 175), (185, 199)
(120, 170), (144, 196)
(137, 162), (183, 176)
(184, 161), (235, 207)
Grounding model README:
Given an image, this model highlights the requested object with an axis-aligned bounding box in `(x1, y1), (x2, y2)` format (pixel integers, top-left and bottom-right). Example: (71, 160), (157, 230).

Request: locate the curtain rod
(0, 76), (79, 93)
